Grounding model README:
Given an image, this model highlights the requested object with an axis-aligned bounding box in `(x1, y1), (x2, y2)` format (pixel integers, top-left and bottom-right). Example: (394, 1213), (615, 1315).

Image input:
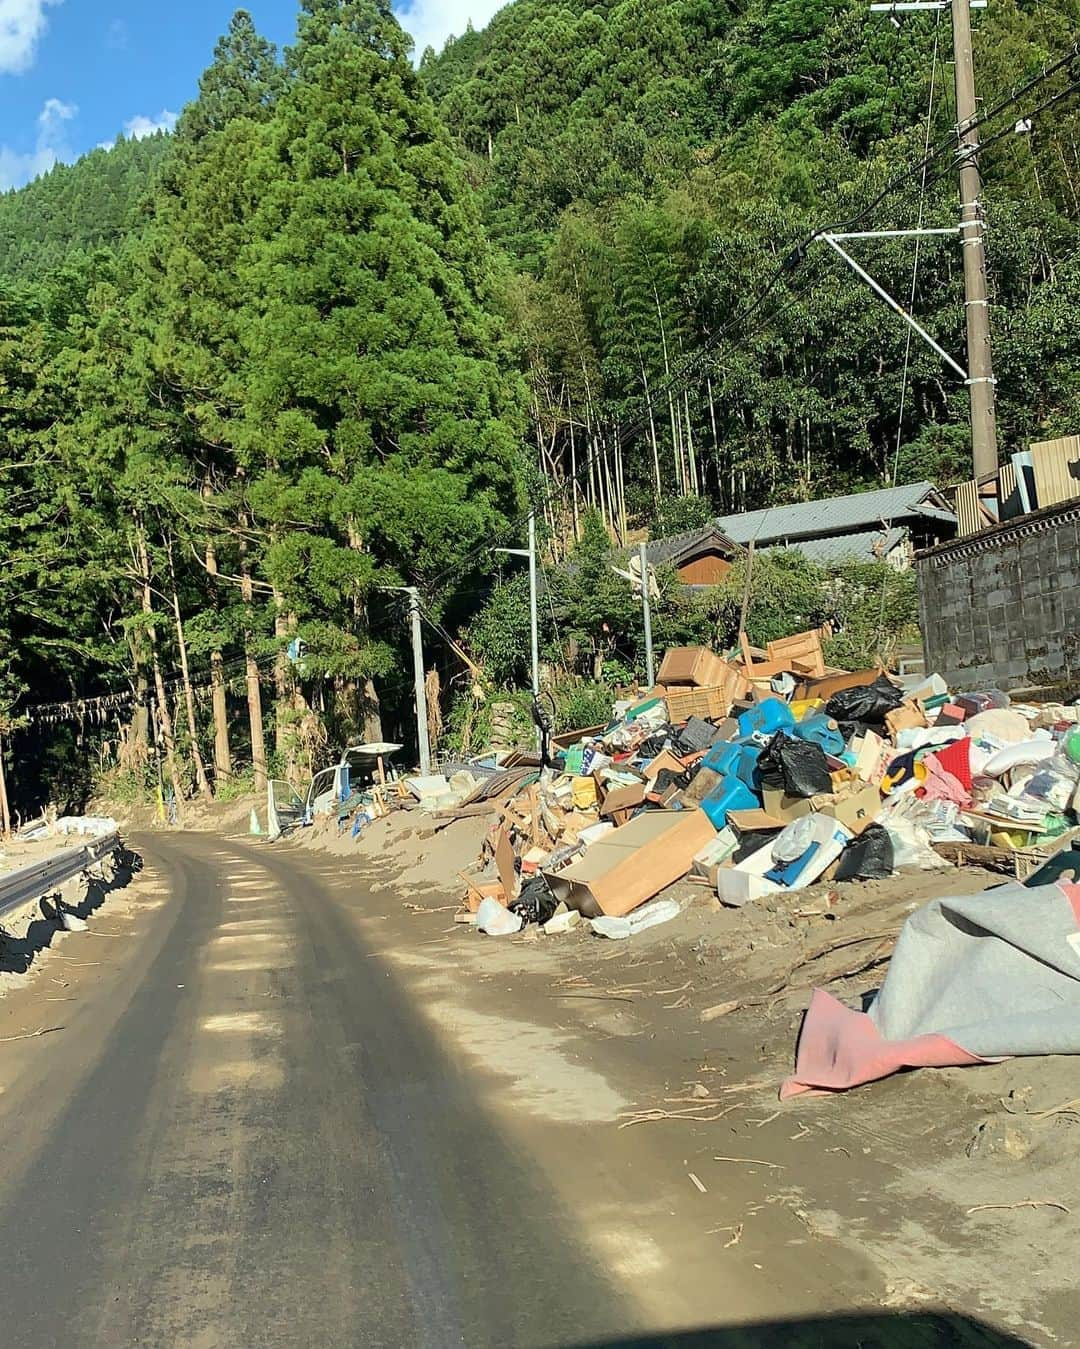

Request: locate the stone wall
(916, 500), (1080, 691)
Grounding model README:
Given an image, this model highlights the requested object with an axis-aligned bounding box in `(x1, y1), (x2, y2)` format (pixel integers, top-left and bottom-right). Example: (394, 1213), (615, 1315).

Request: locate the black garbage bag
(638, 731), (672, 759)
(510, 875), (559, 926)
(834, 823), (894, 882)
(651, 767), (691, 795)
(757, 731), (833, 797)
(732, 828), (781, 864)
(825, 676), (904, 728)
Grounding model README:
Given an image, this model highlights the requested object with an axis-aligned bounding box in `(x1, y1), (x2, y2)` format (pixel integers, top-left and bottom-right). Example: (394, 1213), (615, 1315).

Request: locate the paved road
(0, 833), (638, 1348)
(0, 833), (1030, 1349)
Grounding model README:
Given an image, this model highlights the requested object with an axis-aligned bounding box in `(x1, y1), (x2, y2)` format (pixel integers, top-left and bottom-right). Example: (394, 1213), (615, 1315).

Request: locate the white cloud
(395, 0), (501, 59)
(122, 109), (177, 140)
(0, 94), (75, 191)
(0, 0), (62, 75)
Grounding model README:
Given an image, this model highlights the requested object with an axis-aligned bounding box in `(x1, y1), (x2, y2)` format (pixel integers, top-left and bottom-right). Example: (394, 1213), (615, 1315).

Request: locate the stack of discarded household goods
(455, 633), (1080, 939)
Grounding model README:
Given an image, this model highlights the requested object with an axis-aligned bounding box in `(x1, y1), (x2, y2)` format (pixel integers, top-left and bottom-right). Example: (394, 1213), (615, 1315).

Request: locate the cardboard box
(766, 629), (826, 679)
(657, 646), (729, 689)
(599, 780), (646, 825)
(821, 784), (882, 836)
(794, 668), (883, 702)
(693, 826), (738, 884)
(852, 730), (889, 784)
(543, 808), (716, 918)
(465, 880), (507, 913)
(885, 700), (929, 738)
(762, 787), (835, 822)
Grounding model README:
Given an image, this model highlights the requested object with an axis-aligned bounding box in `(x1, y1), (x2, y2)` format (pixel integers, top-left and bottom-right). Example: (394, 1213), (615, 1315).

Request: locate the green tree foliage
(425, 0), (1080, 517)
(0, 0), (1077, 806)
(0, 2), (526, 810)
(0, 134), (169, 281)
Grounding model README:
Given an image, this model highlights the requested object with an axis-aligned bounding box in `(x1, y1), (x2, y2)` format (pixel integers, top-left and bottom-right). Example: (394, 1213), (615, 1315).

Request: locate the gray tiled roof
(781, 525), (909, 565)
(713, 481), (953, 545)
(642, 524), (738, 566)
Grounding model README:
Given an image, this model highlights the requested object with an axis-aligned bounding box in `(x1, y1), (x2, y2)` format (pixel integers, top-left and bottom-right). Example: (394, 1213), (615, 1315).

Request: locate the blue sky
(0, 0), (503, 191)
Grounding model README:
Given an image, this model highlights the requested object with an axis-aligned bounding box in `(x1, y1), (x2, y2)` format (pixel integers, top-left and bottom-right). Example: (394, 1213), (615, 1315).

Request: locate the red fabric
(928, 735), (973, 792)
(1058, 881), (1080, 926)
(781, 988), (985, 1099)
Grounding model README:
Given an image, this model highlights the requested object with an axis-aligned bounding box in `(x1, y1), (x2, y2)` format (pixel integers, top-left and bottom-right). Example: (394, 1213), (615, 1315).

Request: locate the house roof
(784, 525), (909, 566)
(713, 481), (954, 546)
(641, 524), (739, 567)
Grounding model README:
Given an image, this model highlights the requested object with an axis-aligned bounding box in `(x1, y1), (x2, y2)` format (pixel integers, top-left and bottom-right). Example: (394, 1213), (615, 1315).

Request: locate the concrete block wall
(916, 500), (1080, 691)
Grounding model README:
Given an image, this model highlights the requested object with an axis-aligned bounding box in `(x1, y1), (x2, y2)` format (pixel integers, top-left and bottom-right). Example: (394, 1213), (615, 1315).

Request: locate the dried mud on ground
(290, 808), (1080, 1346)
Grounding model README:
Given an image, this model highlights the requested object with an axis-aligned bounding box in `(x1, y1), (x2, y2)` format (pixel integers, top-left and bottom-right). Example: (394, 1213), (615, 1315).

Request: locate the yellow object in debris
(789, 698), (824, 721)
(991, 828), (1034, 849)
(571, 775), (599, 809)
(155, 785), (166, 823)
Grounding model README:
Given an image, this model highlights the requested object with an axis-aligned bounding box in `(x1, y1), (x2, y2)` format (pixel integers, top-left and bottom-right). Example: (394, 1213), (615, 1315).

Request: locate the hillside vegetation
(0, 0), (1076, 811)
(422, 0), (1080, 514)
(0, 133), (169, 280)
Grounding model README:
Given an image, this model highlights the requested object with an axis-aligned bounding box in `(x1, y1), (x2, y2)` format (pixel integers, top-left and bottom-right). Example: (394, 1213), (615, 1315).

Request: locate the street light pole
(638, 542), (655, 687)
(495, 513), (541, 747)
(527, 513), (540, 699)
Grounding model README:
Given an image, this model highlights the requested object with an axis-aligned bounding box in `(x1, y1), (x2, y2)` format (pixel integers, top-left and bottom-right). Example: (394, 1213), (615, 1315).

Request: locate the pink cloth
(918, 754), (973, 807)
(780, 988), (985, 1099)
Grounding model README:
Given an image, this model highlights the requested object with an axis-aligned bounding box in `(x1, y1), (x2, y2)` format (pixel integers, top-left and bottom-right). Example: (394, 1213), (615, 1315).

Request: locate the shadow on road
(0, 842), (143, 975)
(574, 1311), (1030, 1347)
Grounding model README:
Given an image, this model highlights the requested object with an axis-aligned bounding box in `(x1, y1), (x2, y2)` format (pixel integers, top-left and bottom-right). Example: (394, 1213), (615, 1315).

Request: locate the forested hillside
(0, 0), (1077, 816)
(0, 133), (169, 280)
(423, 0), (1080, 519)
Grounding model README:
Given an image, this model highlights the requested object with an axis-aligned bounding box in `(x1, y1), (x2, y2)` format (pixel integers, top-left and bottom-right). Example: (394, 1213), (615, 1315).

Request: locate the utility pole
(951, 0), (998, 478)
(856, 0), (999, 479)
(495, 513), (541, 746)
(638, 542), (655, 688)
(527, 513), (540, 701)
(407, 587), (432, 777)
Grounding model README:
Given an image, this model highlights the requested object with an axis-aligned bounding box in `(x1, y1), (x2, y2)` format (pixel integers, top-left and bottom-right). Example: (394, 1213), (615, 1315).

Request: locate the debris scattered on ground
(287, 629), (1080, 1107)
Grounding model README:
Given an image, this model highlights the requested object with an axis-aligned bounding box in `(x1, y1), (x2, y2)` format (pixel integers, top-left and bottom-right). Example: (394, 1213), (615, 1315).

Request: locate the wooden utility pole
(860, 1), (1000, 479)
(951, 0), (999, 478)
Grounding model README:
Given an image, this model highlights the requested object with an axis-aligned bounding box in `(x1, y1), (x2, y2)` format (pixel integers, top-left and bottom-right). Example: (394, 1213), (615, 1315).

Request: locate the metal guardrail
(0, 832), (122, 923)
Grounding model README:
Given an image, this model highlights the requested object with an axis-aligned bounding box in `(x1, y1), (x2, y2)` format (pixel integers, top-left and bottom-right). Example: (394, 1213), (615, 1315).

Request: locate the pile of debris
(450, 631), (1080, 938)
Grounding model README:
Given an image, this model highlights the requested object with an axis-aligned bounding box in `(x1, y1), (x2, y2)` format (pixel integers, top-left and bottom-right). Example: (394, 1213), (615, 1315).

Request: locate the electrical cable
(423, 35), (1080, 606)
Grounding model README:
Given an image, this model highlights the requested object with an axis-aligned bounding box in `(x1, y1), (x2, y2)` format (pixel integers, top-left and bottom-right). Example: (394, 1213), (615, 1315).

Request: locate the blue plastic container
(701, 741), (760, 788)
(737, 698), (795, 740)
(701, 776), (758, 829)
(792, 711), (845, 757)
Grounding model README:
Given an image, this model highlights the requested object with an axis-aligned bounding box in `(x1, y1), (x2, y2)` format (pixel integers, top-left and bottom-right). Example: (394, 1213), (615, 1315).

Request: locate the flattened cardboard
(543, 808), (715, 918)
(643, 749), (690, 782)
(728, 808), (786, 834)
(495, 828), (518, 900)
